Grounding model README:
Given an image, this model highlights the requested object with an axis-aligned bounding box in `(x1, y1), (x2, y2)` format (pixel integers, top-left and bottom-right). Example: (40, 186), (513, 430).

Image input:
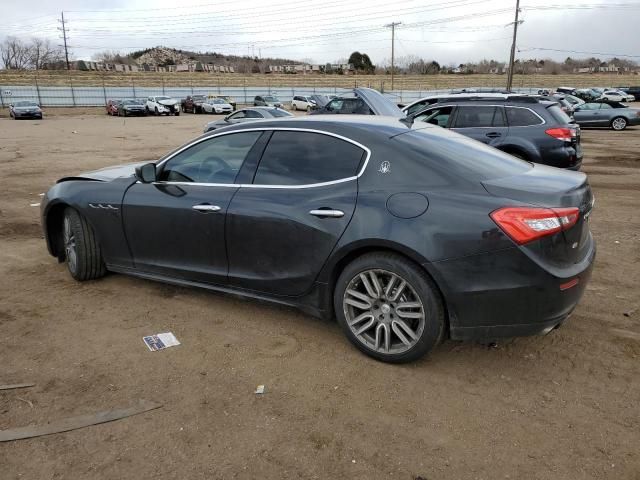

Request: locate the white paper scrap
(255, 385), (265, 395)
(143, 332), (180, 352)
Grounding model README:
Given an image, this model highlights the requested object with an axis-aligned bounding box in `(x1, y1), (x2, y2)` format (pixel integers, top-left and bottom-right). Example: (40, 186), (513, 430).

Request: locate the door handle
(485, 132), (502, 138)
(192, 204), (221, 212)
(309, 209), (344, 218)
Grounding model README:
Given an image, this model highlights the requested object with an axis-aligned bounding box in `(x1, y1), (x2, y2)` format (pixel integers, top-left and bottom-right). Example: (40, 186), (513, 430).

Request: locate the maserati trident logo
(378, 161), (391, 174)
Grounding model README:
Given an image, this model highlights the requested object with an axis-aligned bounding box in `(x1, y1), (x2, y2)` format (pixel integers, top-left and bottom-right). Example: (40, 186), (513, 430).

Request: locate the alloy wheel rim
(343, 269), (425, 355)
(63, 217), (77, 273)
(612, 118), (626, 130)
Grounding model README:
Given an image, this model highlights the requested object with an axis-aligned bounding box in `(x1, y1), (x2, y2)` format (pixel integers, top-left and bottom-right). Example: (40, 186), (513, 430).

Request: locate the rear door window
(253, 131), (365, 186)
(453, 106), (503, 128)
(505, 107), (544, 126)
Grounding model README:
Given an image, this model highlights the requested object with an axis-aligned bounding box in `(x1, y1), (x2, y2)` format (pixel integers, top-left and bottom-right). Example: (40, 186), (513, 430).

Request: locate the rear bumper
(426, 242), (596, 341)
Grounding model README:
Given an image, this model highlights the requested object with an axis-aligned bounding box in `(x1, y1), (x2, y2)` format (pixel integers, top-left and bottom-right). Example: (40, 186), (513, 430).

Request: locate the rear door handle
(485, 132), (502, 138)
(192, 204), (221, 213)
(309, 209), (344, 218)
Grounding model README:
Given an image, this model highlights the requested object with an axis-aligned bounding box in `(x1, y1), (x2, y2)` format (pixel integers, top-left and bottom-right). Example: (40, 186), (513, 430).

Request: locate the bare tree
(0, 37), (31, 69)
(29, 38), (63, 69)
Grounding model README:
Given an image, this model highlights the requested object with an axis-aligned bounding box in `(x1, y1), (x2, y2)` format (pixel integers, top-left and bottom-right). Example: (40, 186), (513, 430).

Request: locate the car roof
(205, 115), (423, 138)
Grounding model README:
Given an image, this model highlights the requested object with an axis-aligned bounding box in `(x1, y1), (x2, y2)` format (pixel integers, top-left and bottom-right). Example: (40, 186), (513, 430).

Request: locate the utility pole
(58, 11), (70, 70)
(385, 21), (401, 90)
(506, 0), (521, 92)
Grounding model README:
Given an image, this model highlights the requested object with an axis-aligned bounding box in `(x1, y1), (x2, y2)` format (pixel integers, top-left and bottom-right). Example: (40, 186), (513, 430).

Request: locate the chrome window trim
(417, 104), (546, 127)
(154, 127), (371, 189)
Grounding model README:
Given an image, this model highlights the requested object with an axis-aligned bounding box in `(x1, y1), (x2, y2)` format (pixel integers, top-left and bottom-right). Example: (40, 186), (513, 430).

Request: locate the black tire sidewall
(334, 253), (444, 363)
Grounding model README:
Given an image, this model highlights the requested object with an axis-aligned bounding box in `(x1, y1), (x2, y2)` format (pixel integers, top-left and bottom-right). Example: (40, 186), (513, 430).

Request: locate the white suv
(146, 96), (180, 116)
(291, 95), (315, 111)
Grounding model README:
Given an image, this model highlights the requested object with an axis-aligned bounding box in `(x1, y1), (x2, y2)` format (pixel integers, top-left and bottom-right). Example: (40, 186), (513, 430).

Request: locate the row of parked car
(199, 86), (640, 172)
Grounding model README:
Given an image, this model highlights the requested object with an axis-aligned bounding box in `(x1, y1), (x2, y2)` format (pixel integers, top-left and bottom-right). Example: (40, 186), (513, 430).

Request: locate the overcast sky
(2, 0), (640, 65)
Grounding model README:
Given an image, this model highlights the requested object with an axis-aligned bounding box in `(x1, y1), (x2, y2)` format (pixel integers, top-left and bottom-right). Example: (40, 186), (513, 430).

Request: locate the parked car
(615, 86), (640, 100)
(117, 99), (147, 117)
(146, 96), (180, 116)
(599, 90), (634, 103)
(206, 95), (237, 111)
(9, 101), (43, 120)
(203, 106), (292, 132)
(41, 115), (595, 363)
(402, 92), (517, 117)
(409, 94), (582, 169)
(201, 98), (234, 114)
(181, 95), (208, 114)
(572, 102), (640, 130)
(556, 87), (576, 95)
(551, 94), (577, 115)
(560, 93), (585, 108)
(254, 95), (283, 108)
(310, 88), (404, 117)
(308, 94), (331, 111)
(106, 99), (119, 116)
(573, 89), (600, 102)
(291, 95), (316, 111)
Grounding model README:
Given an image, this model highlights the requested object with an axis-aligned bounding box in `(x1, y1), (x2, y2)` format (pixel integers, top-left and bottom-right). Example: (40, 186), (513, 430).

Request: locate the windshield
(15, 101), (38, 107)
(193, 95), (206, 101)
(264, 96), (278, 102)
(269, 109), (293, 117)
(212, 99), (225, 104)
(156, 96), (170, 101)
(123, 99), (143, 105)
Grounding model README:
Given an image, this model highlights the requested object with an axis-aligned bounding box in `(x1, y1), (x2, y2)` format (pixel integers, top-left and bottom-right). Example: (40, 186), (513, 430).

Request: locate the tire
(307, 105), (311, 112)
(611, 116), (627, 131)
(155, 107), (159, 116)
(334, 252), (445, 363)
(292, 103), (297, 111)
(145, 106), (150, 115)
(602, 97), (608, 102)
(62, 208), (106, 281)
(175, 111), (180, 116)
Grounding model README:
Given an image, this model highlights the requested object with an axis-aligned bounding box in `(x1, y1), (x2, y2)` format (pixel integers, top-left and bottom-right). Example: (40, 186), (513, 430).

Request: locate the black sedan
(117, 99), (147, 117)
(9, 101), (43, 119)
(41, 116), (595, 363)
(203, 107), (292, 132)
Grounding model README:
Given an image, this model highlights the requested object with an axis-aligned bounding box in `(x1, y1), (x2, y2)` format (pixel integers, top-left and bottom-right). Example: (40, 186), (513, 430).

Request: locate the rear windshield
(394, 128), (531, 181)
(269, 109), (291, 117)
(547, 105), (572, 124)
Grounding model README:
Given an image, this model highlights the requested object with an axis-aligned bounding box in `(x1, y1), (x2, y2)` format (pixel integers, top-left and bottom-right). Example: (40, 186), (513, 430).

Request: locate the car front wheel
(62, 208), (106, 281)
(334, 252), (445, 363)
(611, 117), (627, 131)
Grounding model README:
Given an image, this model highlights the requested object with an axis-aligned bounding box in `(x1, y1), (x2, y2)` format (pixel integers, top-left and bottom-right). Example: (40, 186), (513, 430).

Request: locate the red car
(106, 100), (119, 116)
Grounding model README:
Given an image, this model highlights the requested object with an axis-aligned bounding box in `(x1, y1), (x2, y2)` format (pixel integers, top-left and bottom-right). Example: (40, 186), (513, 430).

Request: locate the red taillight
(490, 207), (580, 245)
(545, 127), (575, 142)
(559, 278), (579, 291)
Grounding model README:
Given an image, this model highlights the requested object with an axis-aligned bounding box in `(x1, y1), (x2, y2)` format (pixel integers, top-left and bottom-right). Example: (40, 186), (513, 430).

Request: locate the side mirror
(574, 107), (581, 112)
(135, 163), (157, 183)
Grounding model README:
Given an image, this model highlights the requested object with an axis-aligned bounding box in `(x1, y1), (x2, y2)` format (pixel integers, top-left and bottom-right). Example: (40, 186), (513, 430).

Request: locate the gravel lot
(1, 109), (639, 480)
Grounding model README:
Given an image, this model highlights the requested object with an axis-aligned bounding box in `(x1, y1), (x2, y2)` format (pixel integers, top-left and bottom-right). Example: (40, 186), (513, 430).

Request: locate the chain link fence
(0, 72), (556, 108)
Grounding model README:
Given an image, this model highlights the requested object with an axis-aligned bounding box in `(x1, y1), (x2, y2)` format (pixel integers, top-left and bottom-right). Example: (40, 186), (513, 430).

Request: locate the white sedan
(599, 90), (635, 102)
(201, 98), (234, 114)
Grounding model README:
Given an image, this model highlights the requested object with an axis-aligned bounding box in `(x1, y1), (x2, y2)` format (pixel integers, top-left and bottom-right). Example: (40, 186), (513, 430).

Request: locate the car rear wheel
(62, 208), (106, 281)
(154, 107), (159, 116)
(611, 117), (627, 131)
(334, 252), (444, 363)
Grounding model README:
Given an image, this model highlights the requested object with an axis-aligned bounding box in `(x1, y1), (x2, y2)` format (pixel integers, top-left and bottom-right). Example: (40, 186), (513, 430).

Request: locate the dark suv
(411, 95), (582, 170)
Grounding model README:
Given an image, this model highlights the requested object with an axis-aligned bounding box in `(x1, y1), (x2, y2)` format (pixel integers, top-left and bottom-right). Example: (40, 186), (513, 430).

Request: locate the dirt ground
(0, 109), (639, 480)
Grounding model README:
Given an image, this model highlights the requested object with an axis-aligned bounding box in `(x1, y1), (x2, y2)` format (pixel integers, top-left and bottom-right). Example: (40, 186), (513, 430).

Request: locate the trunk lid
(483, 164), (594, 266)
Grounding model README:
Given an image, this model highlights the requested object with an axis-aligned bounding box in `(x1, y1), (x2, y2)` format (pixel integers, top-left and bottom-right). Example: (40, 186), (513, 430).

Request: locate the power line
(519, 46), (640, 59)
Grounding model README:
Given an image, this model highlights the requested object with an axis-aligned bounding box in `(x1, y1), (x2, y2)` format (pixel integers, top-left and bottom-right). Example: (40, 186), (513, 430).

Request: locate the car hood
(355, 87), (404, 117)
(158, 99), (179, 106)
(58, 161), (148, 183)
